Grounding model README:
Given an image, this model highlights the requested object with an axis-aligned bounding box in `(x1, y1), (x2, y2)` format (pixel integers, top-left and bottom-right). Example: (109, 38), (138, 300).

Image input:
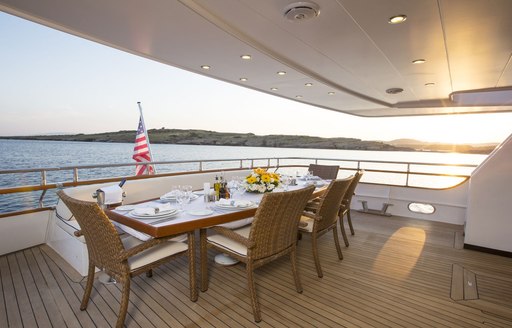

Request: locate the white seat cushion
(122, 236), (188, 271)
(207, 225), (251, 256)
(299, 215), (315, 232)
(217, 217), (254, 229)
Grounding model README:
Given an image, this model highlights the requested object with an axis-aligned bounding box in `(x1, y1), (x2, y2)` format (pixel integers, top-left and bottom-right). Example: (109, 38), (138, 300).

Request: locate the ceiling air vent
(284, 2), (320, 22)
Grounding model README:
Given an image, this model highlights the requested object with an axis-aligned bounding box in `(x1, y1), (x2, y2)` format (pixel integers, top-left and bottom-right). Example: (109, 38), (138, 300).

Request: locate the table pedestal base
(98, 271), (116, 284)
(214, 253), (239, 266)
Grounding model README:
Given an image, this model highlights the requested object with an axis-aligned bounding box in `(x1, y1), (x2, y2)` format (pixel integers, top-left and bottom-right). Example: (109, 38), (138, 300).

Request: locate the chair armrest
(73, 230), (83, 237)
(118, 237), (173, 261)
(211, 226), (255, 249)
(302, 210), (321, 221)
(305, 198), (321, 212)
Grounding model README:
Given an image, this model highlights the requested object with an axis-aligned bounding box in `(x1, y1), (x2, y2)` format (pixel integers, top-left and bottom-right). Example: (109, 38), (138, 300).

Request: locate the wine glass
(227, 179), (239, 199)
(176, 186), (191, 210)
(233, 177), (244, 197)
(281, 175), (291, 191)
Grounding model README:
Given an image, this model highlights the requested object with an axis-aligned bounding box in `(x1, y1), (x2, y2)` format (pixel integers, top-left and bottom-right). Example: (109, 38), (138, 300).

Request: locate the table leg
(188, 231), (198, 302)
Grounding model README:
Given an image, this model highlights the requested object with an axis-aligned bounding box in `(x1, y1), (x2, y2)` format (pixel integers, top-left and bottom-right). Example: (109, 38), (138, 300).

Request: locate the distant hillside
(1, 130), (497, 153)
(388, 139), (498, 154)
(1, 129), (410, 151)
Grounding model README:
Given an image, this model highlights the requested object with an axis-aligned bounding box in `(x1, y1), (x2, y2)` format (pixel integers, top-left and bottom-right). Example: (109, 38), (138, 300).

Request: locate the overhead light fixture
(271, 87), (278, 91)
(328, 92), (335, 95)
(388, 15), (407, 24)
(284, 2), (320, 22)
(277, 71), (286, 75)
(296, 95), (303, 98)
(241, 55), (251, 60)
(386, 87), (404, 94)
(412, 59), (426, 64)
(201, 65), (211, 70)
(305, 83), (313, 87)
(425, 82), (435, 87)
(240, 78), (248, 82)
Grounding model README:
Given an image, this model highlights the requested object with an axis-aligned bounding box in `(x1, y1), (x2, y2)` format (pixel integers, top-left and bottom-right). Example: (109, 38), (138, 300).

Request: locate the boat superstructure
(1, 0), (512, 117)
(0, 0), (512, 325)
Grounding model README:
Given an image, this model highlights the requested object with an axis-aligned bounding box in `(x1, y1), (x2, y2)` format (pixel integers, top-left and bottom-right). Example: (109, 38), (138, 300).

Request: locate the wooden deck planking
(1, 212), (512, 327)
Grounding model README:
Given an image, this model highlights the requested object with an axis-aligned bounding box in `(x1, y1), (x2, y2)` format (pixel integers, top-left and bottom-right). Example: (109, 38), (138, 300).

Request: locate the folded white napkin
(216, 198), (233, 206)
(132, 207), (157, 216)
(216, 199), (252, 207)
(162, 190), (178, 198)
(153, 202), (172, 213)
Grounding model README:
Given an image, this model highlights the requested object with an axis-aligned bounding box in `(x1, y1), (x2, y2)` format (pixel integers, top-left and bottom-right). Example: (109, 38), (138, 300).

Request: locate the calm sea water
(0, 139), (487, 213)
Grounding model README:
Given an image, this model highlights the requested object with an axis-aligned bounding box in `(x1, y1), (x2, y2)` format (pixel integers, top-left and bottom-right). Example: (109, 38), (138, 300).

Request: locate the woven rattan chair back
(308, 164), (339, 180)
(342, 170), (364, 210)
(338, 170), (364, 242)
(249, 185), (316, 260)
(57, 190), (127, 275)
(315, 177), (353, 231)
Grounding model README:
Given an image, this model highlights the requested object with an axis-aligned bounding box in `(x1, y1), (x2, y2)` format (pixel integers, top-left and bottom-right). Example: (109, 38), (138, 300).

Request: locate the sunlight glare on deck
(371, 227), (426, 280)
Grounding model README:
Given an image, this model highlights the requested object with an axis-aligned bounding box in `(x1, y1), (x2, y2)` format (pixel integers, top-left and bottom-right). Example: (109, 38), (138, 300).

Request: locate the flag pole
(137, 101), (156, 174)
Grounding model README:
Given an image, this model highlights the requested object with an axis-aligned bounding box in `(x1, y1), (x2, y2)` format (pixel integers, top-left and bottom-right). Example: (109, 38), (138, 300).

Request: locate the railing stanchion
(406, 163), (411, 187)
(41, 171), (47, 186)
(73, 168), (78, 183)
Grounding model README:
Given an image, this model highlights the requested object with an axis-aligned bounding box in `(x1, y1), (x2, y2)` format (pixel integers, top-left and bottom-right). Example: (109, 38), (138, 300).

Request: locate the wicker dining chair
(200, 185), (315, 322)
(308, 163), (339, 180)
(338, 170), (364, 246)
(299, 177), (353, 278)
(57, 190), (195, 328)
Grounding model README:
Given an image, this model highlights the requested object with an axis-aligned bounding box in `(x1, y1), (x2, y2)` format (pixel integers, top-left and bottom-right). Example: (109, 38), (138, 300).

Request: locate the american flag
(133, 117), (155, 175)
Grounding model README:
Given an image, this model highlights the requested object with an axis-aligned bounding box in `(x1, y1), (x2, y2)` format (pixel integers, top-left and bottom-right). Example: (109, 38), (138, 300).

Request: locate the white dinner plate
(187, 209), (214, 216)
(115, 205), (138, 211)
(130, 208), (177, 217)
(215, 201), (254, 210)
(160, 193), (199, 201)
(130, 211), (179, 220)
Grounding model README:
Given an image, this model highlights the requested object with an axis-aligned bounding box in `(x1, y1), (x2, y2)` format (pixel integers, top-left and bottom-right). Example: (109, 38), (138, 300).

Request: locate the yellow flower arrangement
(244, 168), (281, 193)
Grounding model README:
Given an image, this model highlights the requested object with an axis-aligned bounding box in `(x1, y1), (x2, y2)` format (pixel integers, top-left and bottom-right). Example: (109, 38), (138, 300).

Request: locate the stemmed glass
(176, 185), (192, 210)
(281, 175), (291, 191)
(227, 179), (239, 199)
(237, 177), (247, 197)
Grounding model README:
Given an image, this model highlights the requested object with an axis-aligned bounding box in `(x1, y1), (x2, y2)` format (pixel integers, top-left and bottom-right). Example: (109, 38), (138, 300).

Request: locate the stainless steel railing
(0, 156), (478, 214)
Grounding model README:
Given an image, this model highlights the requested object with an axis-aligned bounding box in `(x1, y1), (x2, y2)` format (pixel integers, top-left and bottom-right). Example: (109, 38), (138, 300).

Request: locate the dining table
(105, 179), (329, 301)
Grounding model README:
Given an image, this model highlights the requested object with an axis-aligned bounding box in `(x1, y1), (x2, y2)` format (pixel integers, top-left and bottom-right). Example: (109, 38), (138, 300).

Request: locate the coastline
(0, 128), (497, 154)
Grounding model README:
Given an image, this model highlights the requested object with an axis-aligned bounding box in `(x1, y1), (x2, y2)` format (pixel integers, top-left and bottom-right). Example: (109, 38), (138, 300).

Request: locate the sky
(1, 12), (511, 144)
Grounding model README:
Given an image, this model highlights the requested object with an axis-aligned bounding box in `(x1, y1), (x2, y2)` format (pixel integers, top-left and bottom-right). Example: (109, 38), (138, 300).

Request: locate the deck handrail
(0, 156), (478, 213)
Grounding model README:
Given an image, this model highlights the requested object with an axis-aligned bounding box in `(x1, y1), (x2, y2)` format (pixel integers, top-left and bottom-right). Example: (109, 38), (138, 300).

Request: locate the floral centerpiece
(244, 168), (281, 193)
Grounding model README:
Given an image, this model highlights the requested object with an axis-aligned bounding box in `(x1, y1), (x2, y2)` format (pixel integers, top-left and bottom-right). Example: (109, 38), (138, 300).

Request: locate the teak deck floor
(1, 212), (512, 327)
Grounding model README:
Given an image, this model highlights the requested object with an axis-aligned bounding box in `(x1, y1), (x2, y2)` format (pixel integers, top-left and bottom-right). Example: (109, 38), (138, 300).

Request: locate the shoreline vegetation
(0, 129), (497, 154)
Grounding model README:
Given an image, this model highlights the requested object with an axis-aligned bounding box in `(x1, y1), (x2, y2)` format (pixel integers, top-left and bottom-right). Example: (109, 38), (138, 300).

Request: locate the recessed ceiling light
(305, 83), (313, 87)
(240, 78), (248, 82)
(328, 92), (335, 95)
(425, 82), (435, 87)
(241, 55), (251, 60)
(388, 15), (407, 24)
(277, 71), (287, 75)
(386, 87), (404, 94)
(201, 65), (210, 70)
(295, 95), (303, 98)
(271, 87), (278, 91)
(412, 59), (426, 64)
